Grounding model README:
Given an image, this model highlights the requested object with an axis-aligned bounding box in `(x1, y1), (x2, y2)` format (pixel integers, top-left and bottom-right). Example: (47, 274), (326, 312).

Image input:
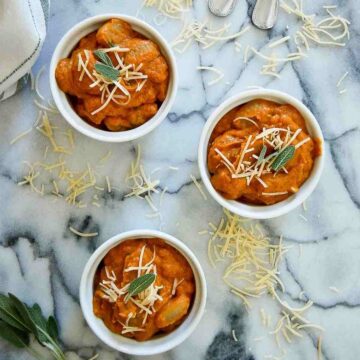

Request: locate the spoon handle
(252, 0), (279, 29)
(208, 0), (238, 17)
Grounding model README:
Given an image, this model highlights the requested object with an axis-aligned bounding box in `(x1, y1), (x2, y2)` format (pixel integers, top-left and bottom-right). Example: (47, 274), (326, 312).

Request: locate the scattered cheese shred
(317, 336), (323, 360)
(125, 145), (165, 219)
(337, 71), (349, 87)
(10, 128), (33, 145)
(268, 36), (291, 48)
(190, 174), (207, 200)
(262, 191), (288, 196)
(105, 175), (111, 193)
(171, 278), (184, 295)
(69, 227), (98, 237)
(197, 66), (224, 86)
(125, 145), (160, 199)
(232, 329), (238, 342)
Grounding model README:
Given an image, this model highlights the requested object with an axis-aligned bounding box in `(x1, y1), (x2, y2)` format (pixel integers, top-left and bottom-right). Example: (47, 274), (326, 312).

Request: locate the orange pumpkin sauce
(208, 99), (321, 205)
(93, 238), (195, 341)
(55, 19), (169, 132)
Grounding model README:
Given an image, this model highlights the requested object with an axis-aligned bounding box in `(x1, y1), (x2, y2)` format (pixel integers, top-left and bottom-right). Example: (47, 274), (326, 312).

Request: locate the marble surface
(1, 0), (360, 359)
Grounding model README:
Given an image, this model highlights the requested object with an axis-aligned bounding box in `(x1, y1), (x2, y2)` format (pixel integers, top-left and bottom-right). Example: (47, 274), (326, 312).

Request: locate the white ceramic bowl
(79, 230), (207, 356)
(50, 14), (178, 142)
(198, 89), (325, 219)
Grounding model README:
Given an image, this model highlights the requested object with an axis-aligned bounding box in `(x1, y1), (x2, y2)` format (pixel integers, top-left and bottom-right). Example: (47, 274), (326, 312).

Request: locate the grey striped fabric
(0, 0), (49, 101)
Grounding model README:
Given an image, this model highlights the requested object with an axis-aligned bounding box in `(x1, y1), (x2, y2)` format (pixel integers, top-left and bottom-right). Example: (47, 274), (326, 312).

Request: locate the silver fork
(252, 0), (279, 30)
(208, 0), (239, 17)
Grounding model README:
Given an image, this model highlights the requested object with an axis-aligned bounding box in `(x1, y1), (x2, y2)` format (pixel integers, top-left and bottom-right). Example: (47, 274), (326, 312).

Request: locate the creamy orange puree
(93, 238), (195, 341)
(208, 99), (321, 205)
(55, 19), (169, 132)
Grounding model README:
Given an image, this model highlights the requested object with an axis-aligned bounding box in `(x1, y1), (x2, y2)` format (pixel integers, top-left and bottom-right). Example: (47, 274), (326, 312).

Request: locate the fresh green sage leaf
(94, 63), (119, 81)
(8, 293), (38, 336)
(256, 145), (267, 165)
(28, 304), (48, 344)
(128, 273), (156, 298)
(0, 293), (64, 360)
(271, 145), (295, 172)
(0, 320), (29, 348)
(94, 50), (113, 67)
(46, 316), (59, 341)
(0, 294), (28, 331)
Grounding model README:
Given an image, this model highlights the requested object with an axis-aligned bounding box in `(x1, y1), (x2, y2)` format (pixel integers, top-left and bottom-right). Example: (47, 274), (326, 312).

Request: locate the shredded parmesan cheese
(197, 66), (224, 86)
(190, 174), (207, 200)
(268, 36), (291, 48)
(262, 191), (288, 196)
(15, 83), (118, 209)
(69, 227), (98, 237)
(317, 336), (323, 360)
(329, 286), (340, 293)
(205, 209), (324, 348)
(10, 128), (33, 145)
(171, 278), (184, 295)
(125, 145), (160, 199)
(172, 21), (250, 53)
(105, 176), (111, 193)
(337, 71), (349, 87)
(141, 0), (192, 19)
(125, 145), (166, 220)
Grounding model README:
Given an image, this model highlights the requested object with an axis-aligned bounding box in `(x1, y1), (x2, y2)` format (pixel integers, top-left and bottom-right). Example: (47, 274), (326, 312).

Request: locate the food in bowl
(93, 237), (195, 341)
(55, 18), (169, 132)
(207, 99), (322, 205)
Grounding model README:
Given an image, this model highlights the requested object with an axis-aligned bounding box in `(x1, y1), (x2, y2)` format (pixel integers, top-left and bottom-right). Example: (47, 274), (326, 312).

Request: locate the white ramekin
(79, 230), (207, 356)
(50, 14), (178, 142)
(198, 89), (325, 219)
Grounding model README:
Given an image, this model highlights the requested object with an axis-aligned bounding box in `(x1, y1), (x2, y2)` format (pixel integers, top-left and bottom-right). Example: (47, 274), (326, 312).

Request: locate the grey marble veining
(0, 0), (360, 359)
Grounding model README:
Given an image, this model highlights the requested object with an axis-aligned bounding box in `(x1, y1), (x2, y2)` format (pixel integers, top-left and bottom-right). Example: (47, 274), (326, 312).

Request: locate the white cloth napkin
(0, 0), (49, 101)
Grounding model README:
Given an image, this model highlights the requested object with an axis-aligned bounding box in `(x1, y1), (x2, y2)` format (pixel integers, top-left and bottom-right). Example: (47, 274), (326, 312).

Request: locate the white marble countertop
(1, 0), (360, 359)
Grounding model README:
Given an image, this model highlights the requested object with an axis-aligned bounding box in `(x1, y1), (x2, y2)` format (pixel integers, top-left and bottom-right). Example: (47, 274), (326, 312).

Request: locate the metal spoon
(208, 0), (239, 17)
(252, 0), (279, 30)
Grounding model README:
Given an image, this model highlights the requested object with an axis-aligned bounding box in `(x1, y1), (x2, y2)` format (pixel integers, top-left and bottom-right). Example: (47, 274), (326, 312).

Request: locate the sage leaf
(28, 304), (48, 343)
(0, 294), (28, 331)
(94, 63), (119, 81)
(257, 145), (267, 165)
(128, 273), (156, 298)
(271, 145), (295, 172)
(46, 316), (59, 341)
(0, 320), (29, 348)
(8, 293), (38, 336)
(0, 293), (64, 359)
(94, 50), (113, 67)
